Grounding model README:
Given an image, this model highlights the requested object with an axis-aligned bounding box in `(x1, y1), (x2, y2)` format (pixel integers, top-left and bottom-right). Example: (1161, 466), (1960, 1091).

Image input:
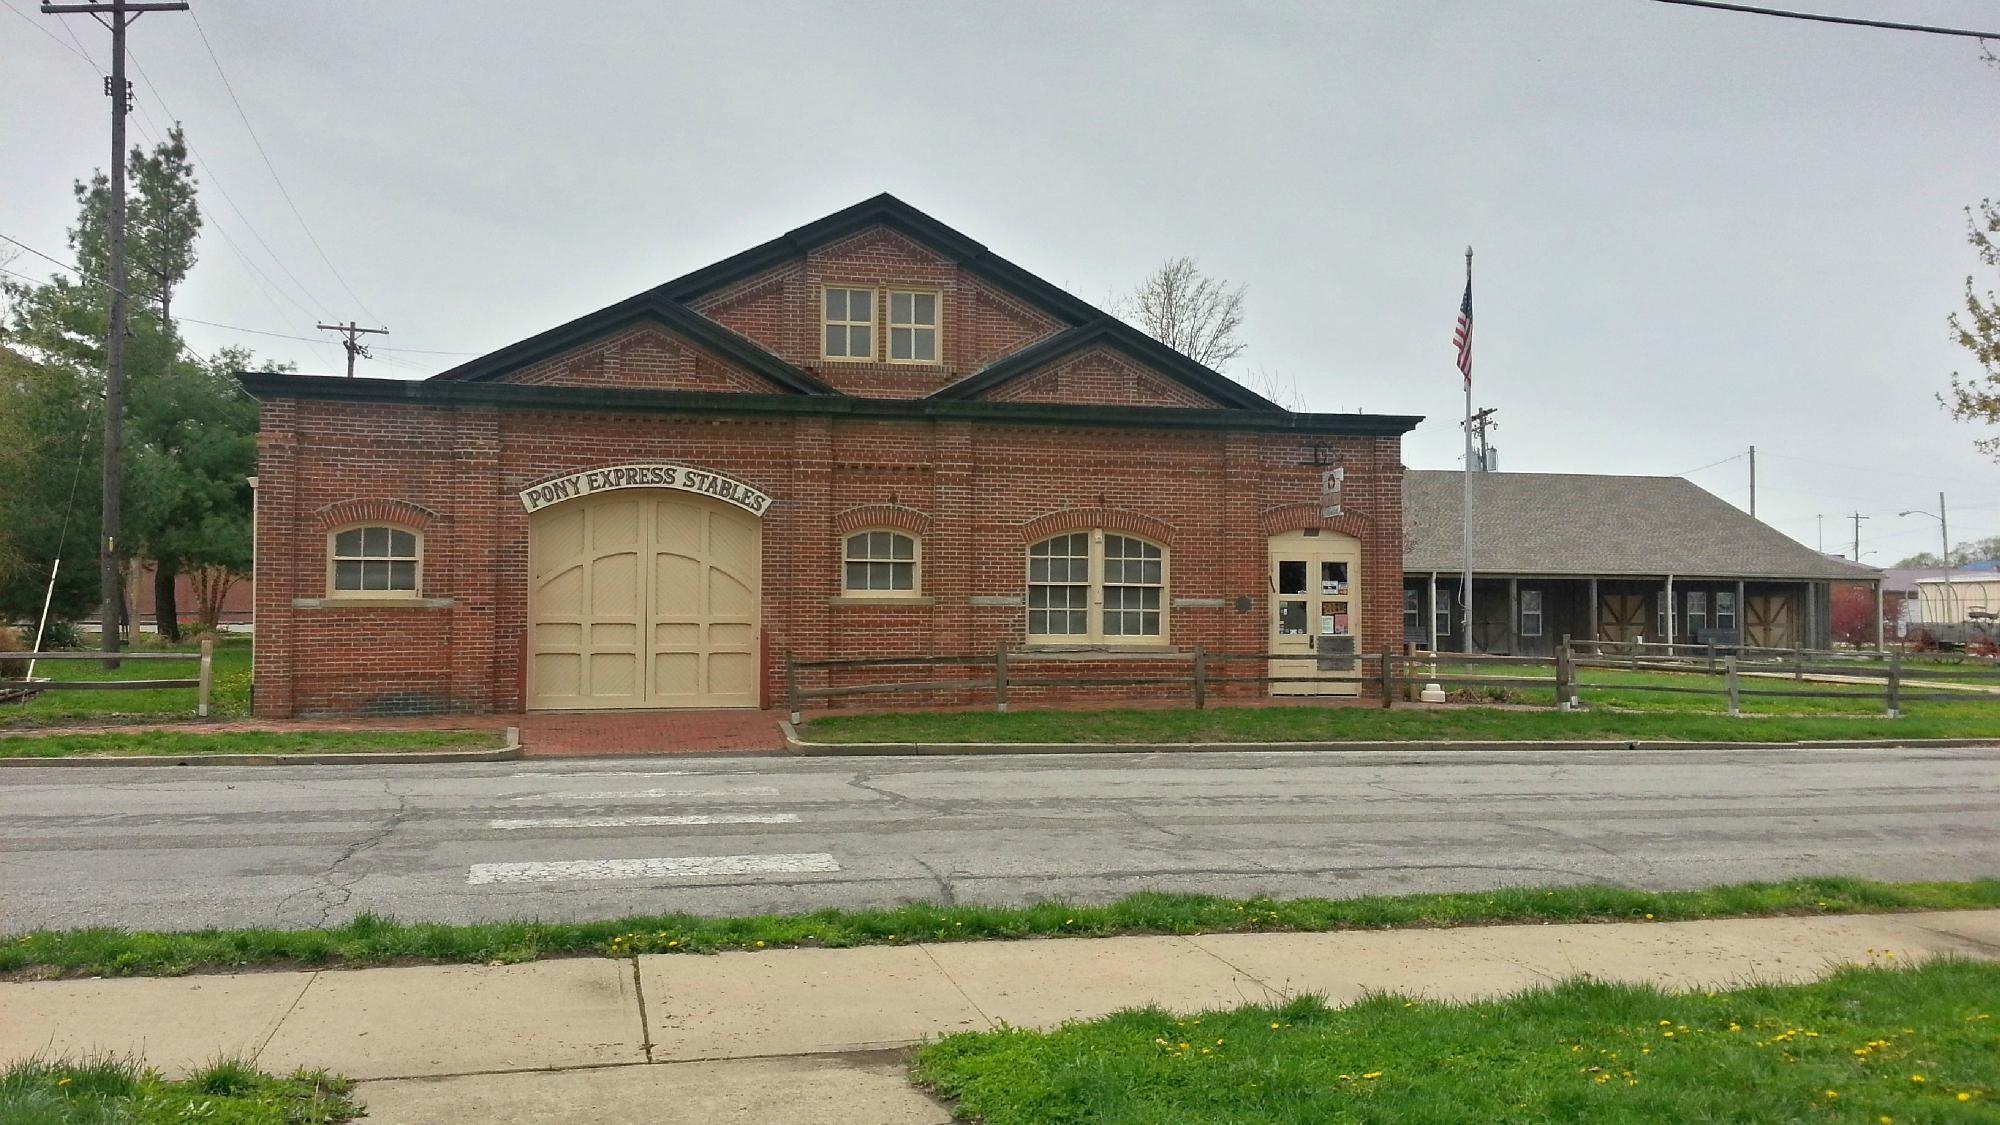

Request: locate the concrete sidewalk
(3, 910), (1996, 1124)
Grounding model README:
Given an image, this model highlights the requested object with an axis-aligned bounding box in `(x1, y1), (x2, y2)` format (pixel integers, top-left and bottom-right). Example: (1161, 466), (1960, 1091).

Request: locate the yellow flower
(667, 940), (678, 948)
(1362, 1072), (1383, 1080)
(56, 1077), (71, 1087)
(1911, 1075), (1926, 1084)
(754, 940), (766, 949)
(1825, 1090), (1838, 1099)
(1270, 1022), (1281, 1029)
(1959, 1093), (1973, 1102)
(1729, 1023), (1741, 1032)
(1644, 913), (1654, 920)
(1659, 1020), (1672, 1026)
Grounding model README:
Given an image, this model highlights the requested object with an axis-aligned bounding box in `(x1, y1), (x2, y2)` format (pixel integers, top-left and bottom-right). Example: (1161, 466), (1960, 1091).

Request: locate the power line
(0, 0), (94, 66)
(1676, 451), (1746, 476)
(1651, 0), (2000, 39)
(187, 8), (382, 324)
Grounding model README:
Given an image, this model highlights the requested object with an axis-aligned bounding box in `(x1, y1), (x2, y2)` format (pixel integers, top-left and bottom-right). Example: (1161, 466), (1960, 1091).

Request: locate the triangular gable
(431, 295), (832, 394)
(502, 322), (786, 395)
(930, 321), (1277, 410)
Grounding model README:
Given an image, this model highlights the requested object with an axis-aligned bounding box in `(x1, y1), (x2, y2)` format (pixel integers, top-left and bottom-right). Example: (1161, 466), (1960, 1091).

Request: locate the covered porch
(1401, 573), (1839, 656)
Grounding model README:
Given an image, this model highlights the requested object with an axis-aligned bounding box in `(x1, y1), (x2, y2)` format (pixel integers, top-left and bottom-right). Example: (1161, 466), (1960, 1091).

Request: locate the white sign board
(518, 463), (773, 516)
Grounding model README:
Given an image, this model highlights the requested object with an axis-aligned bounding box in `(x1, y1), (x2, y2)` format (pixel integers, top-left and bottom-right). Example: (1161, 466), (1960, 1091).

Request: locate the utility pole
(1464, 407), (1498, 472)
(43, 0), (190, 660)
(316, 321), (389, 378)
(1748, 445), (1756, 517)
(1849, 511), (1868, 562)
(1817, 514), (1824, 554)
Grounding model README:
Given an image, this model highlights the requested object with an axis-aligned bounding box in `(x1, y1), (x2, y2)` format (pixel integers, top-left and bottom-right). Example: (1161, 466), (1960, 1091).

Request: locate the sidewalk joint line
(254, 969), (319, 1064)
(1173, 934), (1287, 1004)
(916, 943), (994, 1029)
(630, 955), (654, 1063)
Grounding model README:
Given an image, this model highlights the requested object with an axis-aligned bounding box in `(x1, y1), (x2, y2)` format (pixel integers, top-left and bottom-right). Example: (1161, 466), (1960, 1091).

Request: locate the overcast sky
(6, 1), (1998, 565)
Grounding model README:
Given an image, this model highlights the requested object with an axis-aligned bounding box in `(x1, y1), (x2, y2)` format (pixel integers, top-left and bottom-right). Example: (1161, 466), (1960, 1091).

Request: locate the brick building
(241, 196), (1420, 717)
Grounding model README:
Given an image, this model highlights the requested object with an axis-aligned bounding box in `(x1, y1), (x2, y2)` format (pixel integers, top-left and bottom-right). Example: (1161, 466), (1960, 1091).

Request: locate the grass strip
(0, 729), (502, 758)
(912, 961), (2000, 1124)
(803, 704), (2000, 744)
(0, 1056), (359, 1124)
(3, 877), (1995, 980)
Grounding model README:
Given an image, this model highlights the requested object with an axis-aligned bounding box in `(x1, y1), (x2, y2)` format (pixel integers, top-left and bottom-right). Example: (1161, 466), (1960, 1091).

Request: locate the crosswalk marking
(507, 770), (692, 779)
(486, 813), (800, 830)
(509, 787), (780, 802)
(466, 852), (839, 885)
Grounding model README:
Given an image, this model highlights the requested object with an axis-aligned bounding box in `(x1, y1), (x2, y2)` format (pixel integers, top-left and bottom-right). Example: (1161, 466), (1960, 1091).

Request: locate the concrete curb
(0, 726), (523, 767)
(778, 723), (1999, 756)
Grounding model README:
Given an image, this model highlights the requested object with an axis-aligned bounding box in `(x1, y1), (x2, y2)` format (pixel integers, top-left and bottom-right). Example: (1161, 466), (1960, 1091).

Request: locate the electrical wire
(1652, 0), (2000, 39)
(1676, 451), (1747, 476)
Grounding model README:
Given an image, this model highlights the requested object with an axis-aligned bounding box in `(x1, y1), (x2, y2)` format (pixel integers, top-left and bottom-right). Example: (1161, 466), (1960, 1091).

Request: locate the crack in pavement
(908, 856), (959, 906)
(271, 779), (410, 928)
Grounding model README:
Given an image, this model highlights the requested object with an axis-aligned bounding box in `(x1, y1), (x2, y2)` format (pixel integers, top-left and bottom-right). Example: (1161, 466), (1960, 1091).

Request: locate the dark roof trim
(429, 294), (835, 394)
(1403, 569), (1880, 583)
(239, 372), (1423, 438)
(930, 320), (1279, 410)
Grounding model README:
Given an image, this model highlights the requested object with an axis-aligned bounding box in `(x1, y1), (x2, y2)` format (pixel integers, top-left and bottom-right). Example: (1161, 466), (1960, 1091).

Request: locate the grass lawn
(3, 636), (252, 725)
(913, 961), (1999, 1124)
(802, 703), (2000, 744)
(0, 1056), (359, 1124)
(2, 877), (1994, 980)
(0, 728), (502, 758)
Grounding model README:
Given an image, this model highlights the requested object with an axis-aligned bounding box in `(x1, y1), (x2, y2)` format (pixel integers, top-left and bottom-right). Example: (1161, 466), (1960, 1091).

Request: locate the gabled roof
(430, 193), (1279, 410)
(1403, 470), (1881, 582)
(429, 292), (834, 394)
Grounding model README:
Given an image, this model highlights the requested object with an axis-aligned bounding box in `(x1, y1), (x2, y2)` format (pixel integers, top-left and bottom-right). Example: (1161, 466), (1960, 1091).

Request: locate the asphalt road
(1, 746), (1996, 932)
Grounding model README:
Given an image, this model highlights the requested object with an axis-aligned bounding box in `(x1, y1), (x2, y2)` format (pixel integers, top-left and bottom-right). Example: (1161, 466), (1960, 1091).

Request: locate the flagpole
(1460, 246), (1474, 654)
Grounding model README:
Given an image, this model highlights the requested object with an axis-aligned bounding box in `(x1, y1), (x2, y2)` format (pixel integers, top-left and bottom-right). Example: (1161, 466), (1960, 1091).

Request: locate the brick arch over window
(832, 504), (933, 538)
(313, 498), (440, 532)
(1257, 503), (1371, 539)
(1021, 507), (1176, 548)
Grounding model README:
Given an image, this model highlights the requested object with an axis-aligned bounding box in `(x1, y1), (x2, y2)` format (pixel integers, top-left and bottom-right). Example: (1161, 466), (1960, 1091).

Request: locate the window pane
(891, 562), (913, 590)
(1522, 590), (1542, 613)
(333, 560), (362, 590)
(914, 293), (936, 324)
(362, 526), (389, 556)
(845, 533), (868, 559)
(1278, 560), (1307, 595)
(890, 291), (912, 323)
(890, 327), (912, 360)
(825, 290), (845, 319)
(1028, 610), (1049, 634)
(849, 289), (873, 322)
(844, 562), (868, 590)
(913, 329), (936, 361)
(1065, 610), (1087, 634)
(389, 560), (417, 590)
(866, 531), (888, 558)
(334, 529), (364, 556)
(1029, 558), (1049, 583)
(891, 534), (913, 560)
(825, 325), (847, 357)
(848, 325), (870, 357)
(1140, 559), (1162, 584)
(361, 560), (390, 590)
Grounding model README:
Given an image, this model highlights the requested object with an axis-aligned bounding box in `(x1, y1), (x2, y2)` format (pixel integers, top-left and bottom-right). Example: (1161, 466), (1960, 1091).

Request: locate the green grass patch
(803, 704), (2000, 744)
(913, 961), (2000, 1124)
(4, 637), (252, 724)
(0, 1055), (358, 1123)
(0, 728), (501, 759)
(3, 877), (1995, 980)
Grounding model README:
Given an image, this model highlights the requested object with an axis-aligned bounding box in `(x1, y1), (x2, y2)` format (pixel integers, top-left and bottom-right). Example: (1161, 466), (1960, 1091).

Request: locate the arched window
(328, 525), (421, 595)
(1027, 530), (1167, 643)
(843, 530), (919, 595)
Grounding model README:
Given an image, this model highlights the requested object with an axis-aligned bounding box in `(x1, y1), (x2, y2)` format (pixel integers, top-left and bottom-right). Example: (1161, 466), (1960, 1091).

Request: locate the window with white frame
(1027, 530), (1168, 643)
(329, 525), (420, 595)
(1716, 590), (1738, 634)
(1403, 589), (1422, 633)
(1657, 593), (1670, 638)
(887, 290), (939, 363)
(1435, 587), (1453, 636)
(822, 287), (875, 360)
(843, 530), (918, 594)
(1520, 589), (1544, 637)
(1686, 591), (1708, 631)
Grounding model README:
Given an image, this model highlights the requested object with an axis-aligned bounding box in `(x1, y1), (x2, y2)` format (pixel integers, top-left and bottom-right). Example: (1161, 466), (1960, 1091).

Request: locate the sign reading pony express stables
(518, 463), (774, 516)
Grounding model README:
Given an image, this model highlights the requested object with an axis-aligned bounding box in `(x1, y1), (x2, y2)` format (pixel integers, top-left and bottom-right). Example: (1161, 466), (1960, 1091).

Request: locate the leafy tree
(1126, 257), (1247, 369)
(1947, 198), (2000, 459)
(1893, 536), (2000, 570)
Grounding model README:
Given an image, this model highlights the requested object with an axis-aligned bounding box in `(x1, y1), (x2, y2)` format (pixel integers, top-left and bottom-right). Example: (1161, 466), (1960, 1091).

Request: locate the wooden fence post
(1706, 642), (1717, 674)
(994, 643), (1009, 714)
(1885, 648), (1901, 718)
(1378, 650), (1395, 709)
(1555, 634), (1571, 711)
(1793, 641), (1805, 682)
(1191, 645), (1207, 710)
(1724, 654), (1740, 717)
(196, 635), (214, 719)
(786, 654), (801, 726)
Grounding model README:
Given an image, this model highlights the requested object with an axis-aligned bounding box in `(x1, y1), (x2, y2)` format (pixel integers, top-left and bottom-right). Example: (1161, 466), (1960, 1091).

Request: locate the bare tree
(1127, 257), (1246, 369)
(1246, 366), (1306, 411)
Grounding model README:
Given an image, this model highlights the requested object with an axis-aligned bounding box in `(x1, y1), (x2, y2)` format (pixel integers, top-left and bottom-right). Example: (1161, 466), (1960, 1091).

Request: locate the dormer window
(888, 290), (939, 363)
(822, 286), (875, 360)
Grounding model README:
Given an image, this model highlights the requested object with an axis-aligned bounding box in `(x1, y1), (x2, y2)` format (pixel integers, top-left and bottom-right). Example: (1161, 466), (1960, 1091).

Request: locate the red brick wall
(988, 346), (1215, 408)
(506, 324), (779, 393)
(253, 400), (1406, 716)
(689, 226), (1066, 399)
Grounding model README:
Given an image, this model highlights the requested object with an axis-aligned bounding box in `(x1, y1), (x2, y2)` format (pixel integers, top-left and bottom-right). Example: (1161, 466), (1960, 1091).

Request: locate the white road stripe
(487, 813), (800, 830)
(509, 787), (780, 802)
(508, 770), (691, 779)
(467, 852), (838, 885)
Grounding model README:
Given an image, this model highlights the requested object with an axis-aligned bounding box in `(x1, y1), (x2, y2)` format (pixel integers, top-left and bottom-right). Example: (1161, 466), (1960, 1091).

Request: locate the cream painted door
(529, 491), (761, 709)
(1268, 529), (1362, 697)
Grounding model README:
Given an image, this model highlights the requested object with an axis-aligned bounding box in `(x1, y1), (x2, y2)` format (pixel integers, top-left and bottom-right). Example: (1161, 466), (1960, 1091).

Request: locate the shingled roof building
(1401, 471), (1881, 655)
(240, 196), (1420, 717)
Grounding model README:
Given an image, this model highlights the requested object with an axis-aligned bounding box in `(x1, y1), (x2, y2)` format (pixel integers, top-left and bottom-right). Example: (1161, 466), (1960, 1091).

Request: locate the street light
(1899, 499), (1954, 629)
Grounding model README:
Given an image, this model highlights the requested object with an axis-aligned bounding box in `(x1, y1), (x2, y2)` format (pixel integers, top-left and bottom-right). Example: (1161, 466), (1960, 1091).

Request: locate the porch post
(1507, 576), (1520, 655)
(1463, 576), (1474, 654)
(1428, 572), (1438, 651)
(1805, 581), (1818, 649)
(1588, 576), (1599, 648)
(1734, 578), (1746, 649)
(1874, 579), (1885, 651)
(1665, 574), (1676, 649)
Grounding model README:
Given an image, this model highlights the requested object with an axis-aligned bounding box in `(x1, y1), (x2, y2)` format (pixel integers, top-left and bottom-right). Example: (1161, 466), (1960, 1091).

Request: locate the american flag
(1453, 278), (1473, 388)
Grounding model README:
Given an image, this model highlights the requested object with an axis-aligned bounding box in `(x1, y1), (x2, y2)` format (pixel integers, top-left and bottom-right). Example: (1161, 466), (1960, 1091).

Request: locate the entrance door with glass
(1267, 529), (1362, 697)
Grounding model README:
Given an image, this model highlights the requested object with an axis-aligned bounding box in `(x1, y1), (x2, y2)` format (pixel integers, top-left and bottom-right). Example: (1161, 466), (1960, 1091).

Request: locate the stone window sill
(828, 595), (935, 607)
(294, 596), (456, 610)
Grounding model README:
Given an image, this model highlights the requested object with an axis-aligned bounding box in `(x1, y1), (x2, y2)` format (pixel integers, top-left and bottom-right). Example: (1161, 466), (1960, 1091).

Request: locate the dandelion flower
(1362, 1072), (1382, 1080)
(1911, 1075), (1925, 1084)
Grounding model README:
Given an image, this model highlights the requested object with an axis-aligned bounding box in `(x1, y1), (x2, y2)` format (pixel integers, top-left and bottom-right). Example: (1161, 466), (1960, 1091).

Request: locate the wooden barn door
(1744, 595), (1795, 649)
(1597, 594), (1649, 644)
